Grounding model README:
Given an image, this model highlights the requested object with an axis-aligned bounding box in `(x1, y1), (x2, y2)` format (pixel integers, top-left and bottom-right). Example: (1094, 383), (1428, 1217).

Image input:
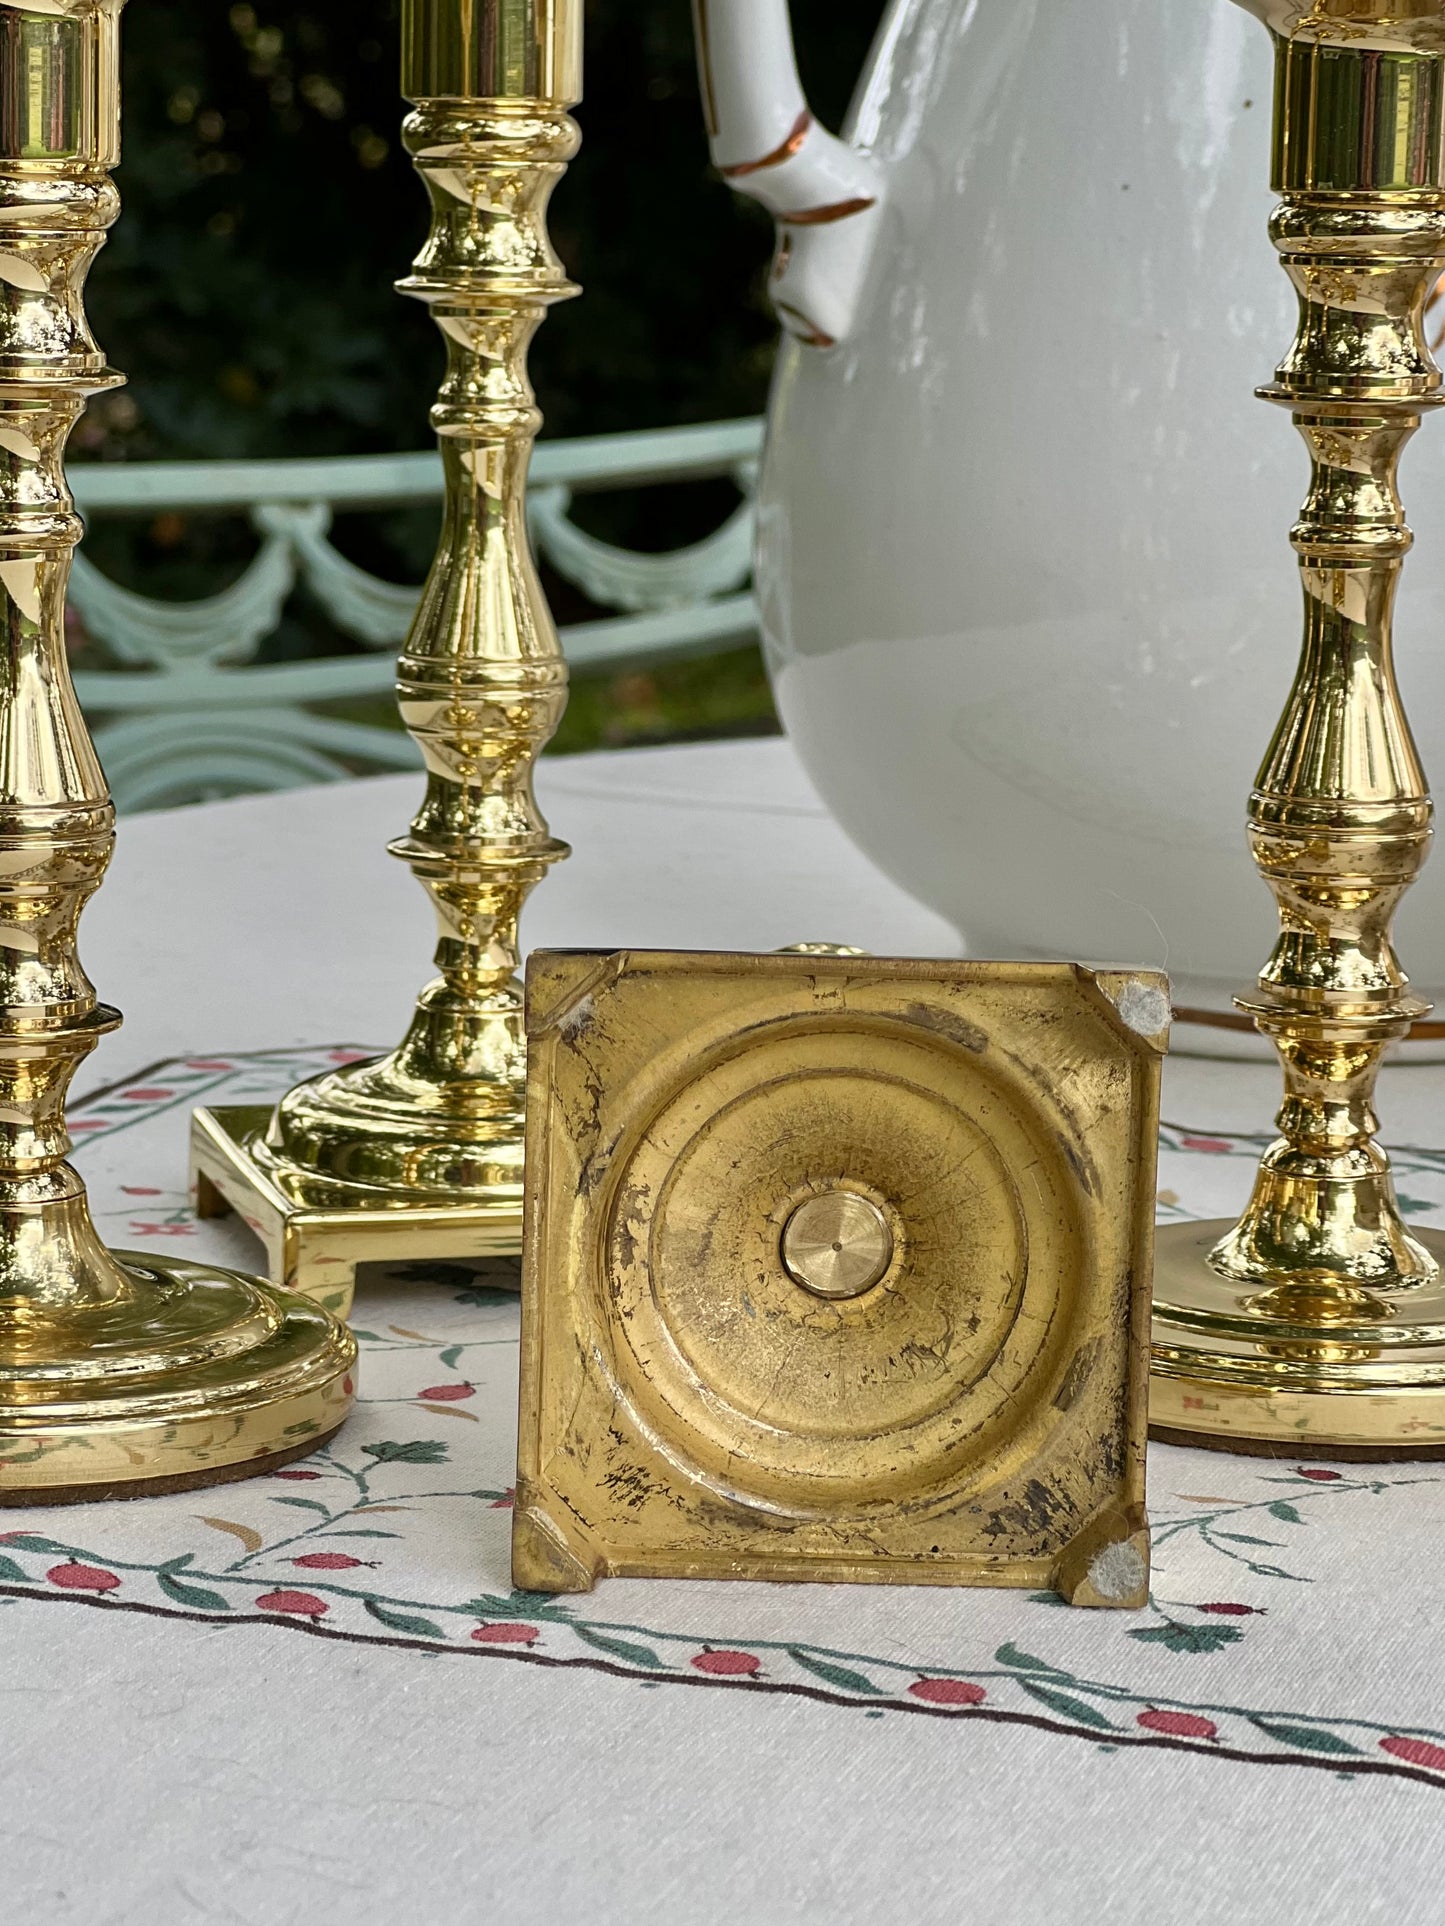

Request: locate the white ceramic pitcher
(694, 0), (1445, 1032)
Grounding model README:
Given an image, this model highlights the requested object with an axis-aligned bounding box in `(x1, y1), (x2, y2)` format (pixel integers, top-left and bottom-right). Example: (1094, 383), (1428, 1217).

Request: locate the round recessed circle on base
(0, 1252), (358, 1503)
(1150, 1219), (1445, 1458)
(782, 1189), (895, 1300)
(603, 1019), (1078, 1506)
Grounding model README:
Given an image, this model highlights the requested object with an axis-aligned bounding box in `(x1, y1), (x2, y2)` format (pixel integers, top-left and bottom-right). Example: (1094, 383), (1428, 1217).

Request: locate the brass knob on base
(781, 1190), (894, 1300)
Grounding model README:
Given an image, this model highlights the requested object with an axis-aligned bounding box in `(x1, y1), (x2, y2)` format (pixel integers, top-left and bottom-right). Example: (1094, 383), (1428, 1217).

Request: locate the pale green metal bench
(69, 416), (764, 812)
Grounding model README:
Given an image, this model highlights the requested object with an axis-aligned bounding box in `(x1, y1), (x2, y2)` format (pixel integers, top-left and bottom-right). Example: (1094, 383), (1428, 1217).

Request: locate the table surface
(10, 738), (1445, 1926)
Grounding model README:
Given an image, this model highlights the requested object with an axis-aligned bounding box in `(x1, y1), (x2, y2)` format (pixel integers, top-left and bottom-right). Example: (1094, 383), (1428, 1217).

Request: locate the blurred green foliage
(81, 0), (885, 751)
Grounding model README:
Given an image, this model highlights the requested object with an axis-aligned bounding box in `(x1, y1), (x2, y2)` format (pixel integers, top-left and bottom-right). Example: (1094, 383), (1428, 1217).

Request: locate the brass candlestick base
(1149, 1), (1445, 1457)
(1, 1246), (356, 1504)
(192, 0), (582, 1298)
(1152, 1223), (1445, 1456)
(516, 952), (1166, 1604)
(192, 1103), (522, 1312)
(0, 0), (355, 1501)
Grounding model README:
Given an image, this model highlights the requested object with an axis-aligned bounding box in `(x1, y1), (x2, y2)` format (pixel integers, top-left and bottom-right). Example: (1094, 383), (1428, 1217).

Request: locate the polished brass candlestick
(0, 0), (355, 1500)
(1152, 0), (1445, 1454)
(191, 0), (581, 1304)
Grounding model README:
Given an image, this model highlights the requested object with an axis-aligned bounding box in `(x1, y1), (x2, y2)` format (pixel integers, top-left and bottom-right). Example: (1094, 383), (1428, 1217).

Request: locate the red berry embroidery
(1179, 1135), (1232, 1154)
(274, 1469), (322, 1481)
(1138, 1709), (1217, 1740)
(1198, 1602), (1263, 1616)
(291, 1553), (365, 1571)
(1296, 1468), (1343, 1482)
(471, 1622), (540, 1644)
(690, 1649), (761, 1677)
(1381, 1736), (1445, 1772)
(46, 1562), (119, 1592)
(254, 1589), (328, 1616)
(908, 1678), (988, 1706)
(419, 1383), (475, 1402)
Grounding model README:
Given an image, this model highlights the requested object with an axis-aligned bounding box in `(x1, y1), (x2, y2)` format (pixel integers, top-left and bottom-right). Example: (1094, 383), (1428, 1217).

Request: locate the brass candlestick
(1152, 0), (1445, 1454)
(191, 0), (581, 1305)
(0, 0), (355, 1501)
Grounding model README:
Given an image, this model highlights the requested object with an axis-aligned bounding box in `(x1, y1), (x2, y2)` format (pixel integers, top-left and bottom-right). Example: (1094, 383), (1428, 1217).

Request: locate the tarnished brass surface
(1151, 0), (1445, 1452)
(515, 951), (1166, 1605)
(193, 0), (581, 1292)
(0, 0), (355, 1500)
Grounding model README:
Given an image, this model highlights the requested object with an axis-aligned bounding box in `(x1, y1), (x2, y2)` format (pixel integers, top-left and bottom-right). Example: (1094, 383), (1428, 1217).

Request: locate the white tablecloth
(8, 739), (1445, 1926)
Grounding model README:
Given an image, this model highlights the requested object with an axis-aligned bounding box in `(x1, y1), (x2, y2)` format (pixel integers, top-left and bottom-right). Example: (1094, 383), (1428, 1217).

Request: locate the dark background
(81, 0), (886, 752)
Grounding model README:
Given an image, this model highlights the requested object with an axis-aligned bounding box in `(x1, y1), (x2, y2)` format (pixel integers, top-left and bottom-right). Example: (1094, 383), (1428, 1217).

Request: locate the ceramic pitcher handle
(692, 0), (884, 347)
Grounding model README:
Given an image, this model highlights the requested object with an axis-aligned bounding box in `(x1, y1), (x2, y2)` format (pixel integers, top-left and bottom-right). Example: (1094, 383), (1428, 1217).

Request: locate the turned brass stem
(255, 0), (581, 1214)
(385, 89), (576, 1100)
(1209, 20), (1445, 1302)
(0, 0), (135, 1319)
(0, 0), (355, 1501)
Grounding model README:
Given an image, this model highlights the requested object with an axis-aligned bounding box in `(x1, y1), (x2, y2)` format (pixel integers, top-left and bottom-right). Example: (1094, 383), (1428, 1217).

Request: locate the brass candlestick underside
(1151, 1), (1445, 1455)
(0, 0), (355, 1501)
(191, 0), (582, 1304)
(516, 952), (1166, 1605)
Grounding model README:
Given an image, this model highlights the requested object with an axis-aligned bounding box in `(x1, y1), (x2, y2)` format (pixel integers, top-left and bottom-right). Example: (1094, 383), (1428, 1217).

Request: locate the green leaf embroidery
(317, 1529), (399, 1540)
(573, 1623), (664, 1669)
(361, 1440), (450, 1466)
(440, 1345), (463, 1370)
(0, 1533), (68, 1554)
(269, 1496), (331, 1515)
(462, 1591), (570, 1621)
(1018, 1680), (1116, 1730)
(1212, 1532), (1280, 1547)
(1267, 1501), (1305, 1525)
(995, 1643), (1066, 1674)
(363, 1598), (445, 1640)
(350, 1330), (383, 1343)
(1252, 1718), (1361, 1756)
(1027, 1590), (1071, 1608)
(158, 1555), (195, 1574)
(159, 1572), (232, 1611)
(1128, 1622), (1245, 1654)
(0, 1554), (28, 1582)
(787, 1648), (882, 1695)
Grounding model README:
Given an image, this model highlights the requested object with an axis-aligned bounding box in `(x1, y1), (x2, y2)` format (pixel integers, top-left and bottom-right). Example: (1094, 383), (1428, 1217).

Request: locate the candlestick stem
(189, 0), (584, 1296)
(1153, 1), (1445, 1454)
(0, 0), (355, 1500)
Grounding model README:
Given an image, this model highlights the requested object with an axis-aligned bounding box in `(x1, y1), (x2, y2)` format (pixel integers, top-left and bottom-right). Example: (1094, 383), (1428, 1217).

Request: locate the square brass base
(190, 1105), (523, 1317)
(515, 949), (1168, 1606)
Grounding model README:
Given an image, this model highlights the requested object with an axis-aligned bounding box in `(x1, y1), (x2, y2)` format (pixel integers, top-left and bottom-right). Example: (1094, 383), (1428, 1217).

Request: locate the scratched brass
(515, 951), (1167, 1606)
(191, 0), (582, 1300)
(1152, 0), (1445, 1455)
(0, 0), (355, 1502)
